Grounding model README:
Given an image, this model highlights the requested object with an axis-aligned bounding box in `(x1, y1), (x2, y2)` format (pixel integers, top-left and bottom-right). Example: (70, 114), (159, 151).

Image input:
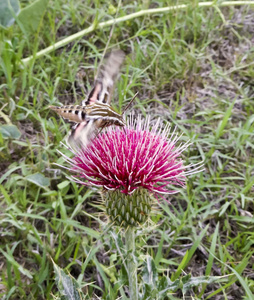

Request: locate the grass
(1, 0), (254, 299)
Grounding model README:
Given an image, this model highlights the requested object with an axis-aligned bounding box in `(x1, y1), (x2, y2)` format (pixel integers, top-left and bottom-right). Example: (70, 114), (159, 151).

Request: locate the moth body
(49, 102), (125, 127)
(49, 105), (87, 123)
(49, 49), (127, 148)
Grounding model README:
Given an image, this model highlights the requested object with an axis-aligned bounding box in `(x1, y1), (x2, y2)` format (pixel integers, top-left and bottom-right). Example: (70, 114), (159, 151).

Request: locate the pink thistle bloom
(60, 116), (203, 197)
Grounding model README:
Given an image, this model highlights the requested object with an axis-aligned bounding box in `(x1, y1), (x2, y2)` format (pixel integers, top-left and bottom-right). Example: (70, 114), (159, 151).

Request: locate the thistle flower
(60, 116), (203, 227)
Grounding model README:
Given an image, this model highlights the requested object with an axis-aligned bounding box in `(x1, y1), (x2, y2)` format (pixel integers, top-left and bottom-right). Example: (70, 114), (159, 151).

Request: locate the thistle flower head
(63, 116), (201, 195)
(60, 116), (203, 227)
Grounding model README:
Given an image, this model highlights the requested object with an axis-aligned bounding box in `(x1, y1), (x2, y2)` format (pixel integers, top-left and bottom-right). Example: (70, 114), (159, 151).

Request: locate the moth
(49, 50), (133, 148)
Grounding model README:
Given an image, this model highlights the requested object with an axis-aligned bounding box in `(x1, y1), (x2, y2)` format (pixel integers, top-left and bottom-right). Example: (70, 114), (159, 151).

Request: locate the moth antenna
(122, 92), (139, 114)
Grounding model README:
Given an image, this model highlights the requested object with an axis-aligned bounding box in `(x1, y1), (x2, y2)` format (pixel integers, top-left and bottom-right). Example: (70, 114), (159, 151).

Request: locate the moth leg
(96, 122), (109, 137)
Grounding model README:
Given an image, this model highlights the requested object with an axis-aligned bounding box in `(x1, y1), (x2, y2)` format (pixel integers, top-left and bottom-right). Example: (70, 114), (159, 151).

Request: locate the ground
(0, 1), (254, 299)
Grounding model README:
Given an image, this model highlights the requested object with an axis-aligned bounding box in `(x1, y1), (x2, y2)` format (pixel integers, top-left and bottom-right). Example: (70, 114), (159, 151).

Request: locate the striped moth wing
(70, 49), (125, 148)
(83, 49), (125, 106)
(50, 50), (125, 149)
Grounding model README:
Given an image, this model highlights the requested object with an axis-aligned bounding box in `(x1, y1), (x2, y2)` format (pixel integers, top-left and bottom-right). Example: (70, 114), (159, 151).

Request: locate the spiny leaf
(52, 260), (83, 300)
(181, 275), (224, 294)
(142, 256), (158, 286)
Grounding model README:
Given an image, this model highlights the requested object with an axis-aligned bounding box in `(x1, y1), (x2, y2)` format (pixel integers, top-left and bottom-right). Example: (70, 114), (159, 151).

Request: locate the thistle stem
(125, 227), (138, 300)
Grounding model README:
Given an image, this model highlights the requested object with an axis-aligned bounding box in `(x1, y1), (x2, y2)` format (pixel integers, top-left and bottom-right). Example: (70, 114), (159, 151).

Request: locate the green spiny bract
(104, 189), (154, 228)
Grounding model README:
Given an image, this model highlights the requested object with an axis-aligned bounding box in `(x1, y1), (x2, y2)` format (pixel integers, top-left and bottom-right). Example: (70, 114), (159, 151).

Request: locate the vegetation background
(0, 0), (254, 299)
